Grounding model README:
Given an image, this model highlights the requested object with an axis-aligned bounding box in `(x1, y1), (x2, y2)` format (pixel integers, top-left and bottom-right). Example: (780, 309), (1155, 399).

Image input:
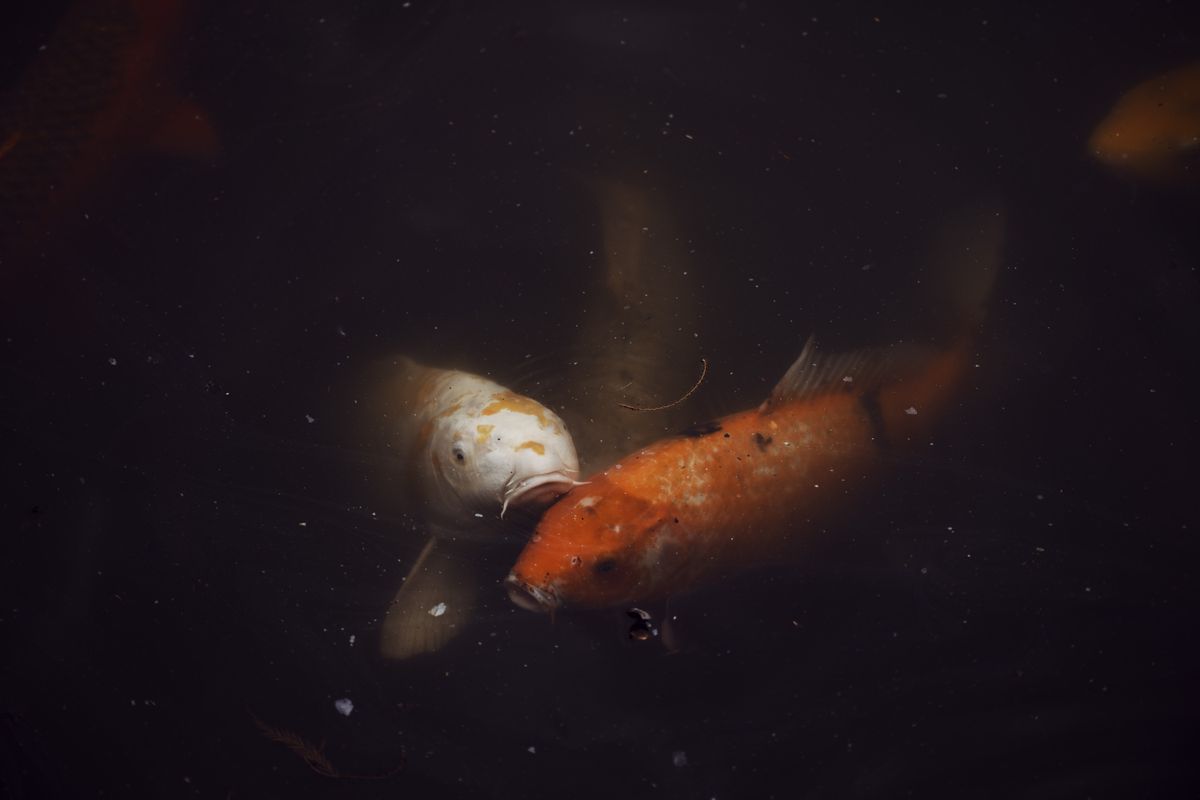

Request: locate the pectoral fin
(379, 536), (477, 660)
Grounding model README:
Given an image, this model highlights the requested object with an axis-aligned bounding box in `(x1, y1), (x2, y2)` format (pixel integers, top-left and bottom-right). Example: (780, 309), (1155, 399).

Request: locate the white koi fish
(359, 358), (581, 658)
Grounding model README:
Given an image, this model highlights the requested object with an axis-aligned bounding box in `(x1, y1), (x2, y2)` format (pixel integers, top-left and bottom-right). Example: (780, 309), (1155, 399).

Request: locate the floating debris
(904, 406), (918, 415)
(334, 698), (354, 717)
(428, 602), (447, 617)
(672, 750), (688, 767)
(627, 607), (657, 641)
(619, 358), (708, 412)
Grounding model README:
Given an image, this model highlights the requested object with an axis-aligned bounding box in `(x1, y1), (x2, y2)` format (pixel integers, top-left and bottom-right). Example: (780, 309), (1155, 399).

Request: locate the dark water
(2, 1), (1197, 797)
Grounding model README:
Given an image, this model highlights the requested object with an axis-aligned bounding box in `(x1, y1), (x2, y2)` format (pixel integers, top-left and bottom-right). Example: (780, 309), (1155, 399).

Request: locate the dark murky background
(2, 1), (1197, 797)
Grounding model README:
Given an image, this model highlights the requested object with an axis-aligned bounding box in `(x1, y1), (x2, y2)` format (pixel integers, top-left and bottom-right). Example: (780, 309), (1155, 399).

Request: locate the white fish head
(422, 378), (581, 521)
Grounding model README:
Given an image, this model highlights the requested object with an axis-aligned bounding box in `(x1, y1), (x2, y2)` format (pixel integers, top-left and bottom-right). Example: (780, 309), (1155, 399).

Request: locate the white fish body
(365, 358), (580, 659)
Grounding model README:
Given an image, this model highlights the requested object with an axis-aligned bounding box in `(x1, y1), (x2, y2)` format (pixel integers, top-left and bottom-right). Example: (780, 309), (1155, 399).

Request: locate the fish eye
(452, 445), (466, 462)
(594, 557), (618, 575)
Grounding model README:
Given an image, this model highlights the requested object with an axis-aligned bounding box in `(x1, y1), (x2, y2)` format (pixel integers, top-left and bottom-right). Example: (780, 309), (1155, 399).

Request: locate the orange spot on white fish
(516, 440), (545, 455)
(436, 402), (462, 419)
(481, 392), (552, 427)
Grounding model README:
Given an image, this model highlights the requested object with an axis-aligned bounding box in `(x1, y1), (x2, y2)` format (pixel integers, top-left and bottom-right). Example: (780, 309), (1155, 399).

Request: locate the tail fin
(880, 200), (1004, 439)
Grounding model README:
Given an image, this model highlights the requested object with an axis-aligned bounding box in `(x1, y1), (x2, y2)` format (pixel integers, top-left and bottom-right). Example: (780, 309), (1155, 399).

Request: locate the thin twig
(618, 358), (708, 412)
(251, 713), (404, 780)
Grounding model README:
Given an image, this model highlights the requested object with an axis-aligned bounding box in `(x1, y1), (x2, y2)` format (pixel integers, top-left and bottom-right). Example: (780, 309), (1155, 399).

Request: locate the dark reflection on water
(2, 1), (1197, 797)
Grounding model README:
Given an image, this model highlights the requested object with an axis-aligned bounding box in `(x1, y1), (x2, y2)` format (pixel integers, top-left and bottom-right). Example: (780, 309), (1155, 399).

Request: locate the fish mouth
(504, 573), (559, 613)
(500, 471), (584, 517)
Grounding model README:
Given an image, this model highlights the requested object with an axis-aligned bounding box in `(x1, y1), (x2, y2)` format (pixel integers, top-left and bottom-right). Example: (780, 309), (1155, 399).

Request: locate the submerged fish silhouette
(0, 0), (216, 246)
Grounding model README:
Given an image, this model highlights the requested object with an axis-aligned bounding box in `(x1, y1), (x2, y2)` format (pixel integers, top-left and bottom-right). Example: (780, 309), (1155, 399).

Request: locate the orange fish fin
(759, 336), (927, 413)
(876, 340), (971, 436)
(147, 97), (218, 158)
(0, 130), (21, 162)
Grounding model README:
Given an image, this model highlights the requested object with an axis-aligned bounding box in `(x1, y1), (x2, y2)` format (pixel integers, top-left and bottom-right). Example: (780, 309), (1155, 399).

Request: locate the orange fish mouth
(504, 573), (559, 613)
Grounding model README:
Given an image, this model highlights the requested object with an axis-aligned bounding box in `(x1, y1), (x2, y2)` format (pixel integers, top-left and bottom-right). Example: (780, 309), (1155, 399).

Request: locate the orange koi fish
(505, 336), (976, 612)
(1088, 62), (1200, 181)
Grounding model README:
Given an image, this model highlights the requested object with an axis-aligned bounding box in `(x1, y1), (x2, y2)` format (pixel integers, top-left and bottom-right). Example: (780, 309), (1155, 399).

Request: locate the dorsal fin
(758, 335), (927, 413)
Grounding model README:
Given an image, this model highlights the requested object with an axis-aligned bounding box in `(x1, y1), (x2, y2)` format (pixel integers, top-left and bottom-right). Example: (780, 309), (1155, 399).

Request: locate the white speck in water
(305, 414), (316, 424)
(841, 375), (853, 383)
(905, 406), (918, 415)
(428, 602), (447, 617)
(672, 750), (688, 767)
(334, 698), (354, 716)
(527, 746), (536, 754)
(107, 357), (117, 366)
(349, 634), (356, 646)
(473, 512), (484, 518)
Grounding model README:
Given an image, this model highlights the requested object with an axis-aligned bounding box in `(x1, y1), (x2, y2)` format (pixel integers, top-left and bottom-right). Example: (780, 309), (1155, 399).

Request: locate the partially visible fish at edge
(0, 0), (217, 249)
(1088, 62), (1200, 183)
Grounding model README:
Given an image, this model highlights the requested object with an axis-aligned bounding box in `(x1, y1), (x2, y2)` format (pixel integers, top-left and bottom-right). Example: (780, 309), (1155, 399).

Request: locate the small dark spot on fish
(673, 517), (679, 524)
(680, 420), (722, 438)
(753, 432), (773, 451)
(595, 558), (618, 574)
(723, 432), (731, 438)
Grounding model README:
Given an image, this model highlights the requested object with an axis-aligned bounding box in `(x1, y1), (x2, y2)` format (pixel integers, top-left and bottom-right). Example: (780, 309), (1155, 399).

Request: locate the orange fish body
(506, 340), (971, 612)
(1088, 62), (1200, 181)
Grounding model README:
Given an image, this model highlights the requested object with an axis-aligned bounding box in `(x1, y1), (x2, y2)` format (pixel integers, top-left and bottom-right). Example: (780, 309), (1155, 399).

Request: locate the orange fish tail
(876, 340), (972, 443)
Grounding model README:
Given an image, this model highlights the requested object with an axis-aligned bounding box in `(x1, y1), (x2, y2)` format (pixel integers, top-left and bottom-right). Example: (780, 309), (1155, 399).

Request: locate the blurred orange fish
(1088, 62), (1200, 181)
(0, 0), (216, 245)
